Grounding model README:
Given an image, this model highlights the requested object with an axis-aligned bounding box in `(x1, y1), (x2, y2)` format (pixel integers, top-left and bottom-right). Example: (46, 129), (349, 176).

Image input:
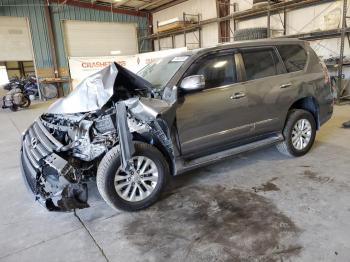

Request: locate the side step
(175, 134), (284, 175)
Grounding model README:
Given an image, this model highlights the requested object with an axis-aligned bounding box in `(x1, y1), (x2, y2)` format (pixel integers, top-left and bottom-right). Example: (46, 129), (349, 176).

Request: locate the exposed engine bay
(20, 63), (176, 211)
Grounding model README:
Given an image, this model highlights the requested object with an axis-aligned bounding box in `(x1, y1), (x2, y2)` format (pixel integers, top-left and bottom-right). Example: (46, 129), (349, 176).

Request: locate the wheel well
(132, 132), (175, 176)
(288, 97), (320, 129)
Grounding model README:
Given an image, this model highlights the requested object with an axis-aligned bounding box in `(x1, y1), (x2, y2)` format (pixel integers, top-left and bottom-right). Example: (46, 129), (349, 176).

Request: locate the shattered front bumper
(20, 119), (89, 211)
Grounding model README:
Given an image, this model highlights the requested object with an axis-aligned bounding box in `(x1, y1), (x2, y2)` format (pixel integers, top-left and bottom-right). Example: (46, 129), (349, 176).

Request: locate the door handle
(280, 83), (292, 89)
(230, 92), (246, 100)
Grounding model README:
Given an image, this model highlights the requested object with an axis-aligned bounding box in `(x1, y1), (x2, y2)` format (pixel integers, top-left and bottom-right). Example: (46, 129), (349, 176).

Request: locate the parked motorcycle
(2, 87), (31, 111)
(3, 75), (39, 98)
(23, 76), (38, 97)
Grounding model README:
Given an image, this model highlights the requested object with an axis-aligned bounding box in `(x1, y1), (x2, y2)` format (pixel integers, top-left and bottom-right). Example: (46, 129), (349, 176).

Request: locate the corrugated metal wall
(0, 0), (150, 78)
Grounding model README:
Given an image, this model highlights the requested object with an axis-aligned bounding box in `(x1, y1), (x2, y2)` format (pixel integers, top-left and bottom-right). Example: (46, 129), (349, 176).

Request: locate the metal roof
(68, 0), (186, 12)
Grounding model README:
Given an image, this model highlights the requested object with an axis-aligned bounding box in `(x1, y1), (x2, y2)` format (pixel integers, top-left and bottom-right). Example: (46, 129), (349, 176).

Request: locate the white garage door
(0, 17), (34, 61)
(63, 20), (138, 57)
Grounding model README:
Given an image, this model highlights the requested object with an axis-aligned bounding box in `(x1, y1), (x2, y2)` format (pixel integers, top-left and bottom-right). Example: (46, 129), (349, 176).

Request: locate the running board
(175, 134), (284, 175)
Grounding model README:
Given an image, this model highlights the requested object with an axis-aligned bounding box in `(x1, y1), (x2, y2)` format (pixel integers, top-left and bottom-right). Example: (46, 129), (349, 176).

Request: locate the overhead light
(110, 50), (121, 55)
(213, 61), (227, 68)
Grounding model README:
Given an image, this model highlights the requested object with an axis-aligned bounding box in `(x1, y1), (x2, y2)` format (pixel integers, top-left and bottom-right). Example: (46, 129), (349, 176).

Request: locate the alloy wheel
(114, 156), (159, 202)
(291, 119), (312, 150)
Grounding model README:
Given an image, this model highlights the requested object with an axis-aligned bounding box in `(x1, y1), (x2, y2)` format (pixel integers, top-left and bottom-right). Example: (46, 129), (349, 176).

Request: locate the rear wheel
(10, 105), (18, 112)
(97, 142), (169, 211)
(20, 96), (31, 108)
(276, 109), (316, 157)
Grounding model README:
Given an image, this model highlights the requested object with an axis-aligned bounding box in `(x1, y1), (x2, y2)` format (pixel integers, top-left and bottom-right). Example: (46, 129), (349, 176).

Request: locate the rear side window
(186, 53), (237, 89)
(241, 48), (282, 81)
(277, 45), (307, 72)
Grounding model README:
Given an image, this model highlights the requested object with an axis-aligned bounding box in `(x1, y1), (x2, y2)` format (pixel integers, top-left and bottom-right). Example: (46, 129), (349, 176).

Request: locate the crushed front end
(20, 62), (177, 212)
(20, 111), (118, 211)
(21, 117), (88, 211)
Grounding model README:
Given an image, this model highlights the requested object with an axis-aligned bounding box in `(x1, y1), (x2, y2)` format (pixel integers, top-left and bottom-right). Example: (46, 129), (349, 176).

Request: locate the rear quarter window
(277, 45), (307, 72)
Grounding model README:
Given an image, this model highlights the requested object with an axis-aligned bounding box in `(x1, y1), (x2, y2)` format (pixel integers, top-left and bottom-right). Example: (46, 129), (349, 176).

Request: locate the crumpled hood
(47, 63), (154, 114)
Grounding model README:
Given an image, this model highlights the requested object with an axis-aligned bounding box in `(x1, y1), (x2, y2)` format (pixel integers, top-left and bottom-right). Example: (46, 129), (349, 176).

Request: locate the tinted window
(241, 48), (282, 81)
(277, 45), (307, 72)
(186, 53), (236, 89)
(137, 56), (188, 90)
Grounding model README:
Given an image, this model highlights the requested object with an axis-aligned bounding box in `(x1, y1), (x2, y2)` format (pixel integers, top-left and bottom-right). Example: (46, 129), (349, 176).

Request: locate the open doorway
(1, 61), (35, 79)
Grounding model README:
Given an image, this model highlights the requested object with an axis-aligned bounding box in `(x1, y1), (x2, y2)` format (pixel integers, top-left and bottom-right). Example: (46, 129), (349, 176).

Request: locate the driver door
(176, 50), (252, 157)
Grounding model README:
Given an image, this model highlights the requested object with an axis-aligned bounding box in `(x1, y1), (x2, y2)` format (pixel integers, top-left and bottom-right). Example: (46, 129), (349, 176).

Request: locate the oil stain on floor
(252, 177), (280, 193)
(302, 170), (334, 184)
(122, 185), (301, 262)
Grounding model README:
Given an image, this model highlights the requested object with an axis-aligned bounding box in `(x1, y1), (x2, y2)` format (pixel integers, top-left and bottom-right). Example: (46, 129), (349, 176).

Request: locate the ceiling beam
(138, 0), (165, 10)
(151, 0), (188, 13)
(113, 0), (131, 7)
(49, 0), (149, 17)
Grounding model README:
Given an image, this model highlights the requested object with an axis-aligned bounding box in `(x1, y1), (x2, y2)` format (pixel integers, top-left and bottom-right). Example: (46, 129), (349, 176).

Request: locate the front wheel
(97, 142), (169, 211)
(276, 109), (316, 157)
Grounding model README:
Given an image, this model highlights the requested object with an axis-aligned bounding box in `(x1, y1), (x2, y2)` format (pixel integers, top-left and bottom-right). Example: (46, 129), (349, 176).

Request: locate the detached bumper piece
(20, 118), (89, 212)
(45, 183), (89, 212)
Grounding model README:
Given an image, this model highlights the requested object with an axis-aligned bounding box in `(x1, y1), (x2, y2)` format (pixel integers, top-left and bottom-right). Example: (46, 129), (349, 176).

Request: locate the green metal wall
(0, 0), (150, 78)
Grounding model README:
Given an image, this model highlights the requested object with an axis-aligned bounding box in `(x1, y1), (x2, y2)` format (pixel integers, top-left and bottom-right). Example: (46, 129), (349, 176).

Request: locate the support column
(267, 0), (271, 38)
(338, 0), (348, 101)
(44, 0), (59, 78)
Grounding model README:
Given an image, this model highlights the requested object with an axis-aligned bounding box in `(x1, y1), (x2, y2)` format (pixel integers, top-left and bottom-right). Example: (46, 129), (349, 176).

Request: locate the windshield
(137, 55), (188, 90)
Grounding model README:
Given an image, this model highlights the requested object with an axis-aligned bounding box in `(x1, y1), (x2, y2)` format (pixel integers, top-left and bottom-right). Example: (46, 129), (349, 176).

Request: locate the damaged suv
(20, 39), (333, 211)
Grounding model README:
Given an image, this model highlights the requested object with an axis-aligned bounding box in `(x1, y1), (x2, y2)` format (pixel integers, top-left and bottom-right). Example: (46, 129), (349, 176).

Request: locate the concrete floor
(0, 101), (349, 262)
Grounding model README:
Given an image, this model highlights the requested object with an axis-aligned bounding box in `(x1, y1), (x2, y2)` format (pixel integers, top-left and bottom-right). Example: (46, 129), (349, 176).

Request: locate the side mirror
(180, 75), (205, 92)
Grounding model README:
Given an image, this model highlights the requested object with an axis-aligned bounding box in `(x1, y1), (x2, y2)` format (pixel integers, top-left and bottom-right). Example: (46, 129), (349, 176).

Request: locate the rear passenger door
(238, 47), (291, 135)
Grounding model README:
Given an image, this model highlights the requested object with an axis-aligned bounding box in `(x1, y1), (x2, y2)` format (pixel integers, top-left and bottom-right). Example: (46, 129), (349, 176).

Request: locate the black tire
(233, 27), (268, 41)
(10, 105), (18, 112)
(276, 109), (317, 157)
(20, 96), (31, 108)
(96, 142), (170, 211)
(343, 120), (350, 128)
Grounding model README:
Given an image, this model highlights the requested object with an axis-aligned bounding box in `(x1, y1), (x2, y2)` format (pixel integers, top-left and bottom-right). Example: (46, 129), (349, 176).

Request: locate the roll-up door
(62, 20), (138, 57)
(0, 17), (34, 61)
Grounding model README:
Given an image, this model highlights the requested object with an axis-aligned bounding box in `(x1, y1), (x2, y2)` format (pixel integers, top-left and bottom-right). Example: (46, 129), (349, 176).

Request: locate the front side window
(137, 56), (188, 90)
(186, 53), (237, 89)
(277, 45), (307, 72)
(241, 48), (281, 81)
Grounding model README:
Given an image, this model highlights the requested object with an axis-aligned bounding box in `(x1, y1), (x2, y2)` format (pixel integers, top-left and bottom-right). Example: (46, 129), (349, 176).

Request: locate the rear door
(176, 50), (252, 157)
(275, 44), (314, 125)
(238, 46), (290, 135)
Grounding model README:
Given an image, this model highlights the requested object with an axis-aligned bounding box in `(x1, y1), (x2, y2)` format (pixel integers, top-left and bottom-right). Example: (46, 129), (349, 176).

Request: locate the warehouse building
(0, 1), (350, 261)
